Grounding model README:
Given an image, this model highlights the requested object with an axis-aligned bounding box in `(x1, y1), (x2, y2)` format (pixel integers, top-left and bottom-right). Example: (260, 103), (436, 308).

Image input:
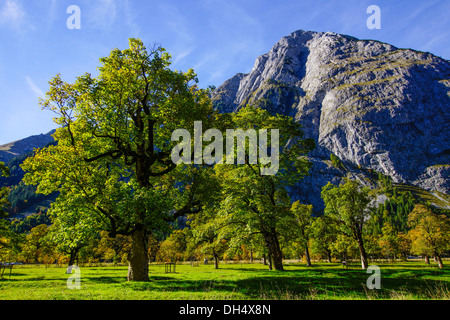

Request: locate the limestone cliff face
(211, 30), (450, 210)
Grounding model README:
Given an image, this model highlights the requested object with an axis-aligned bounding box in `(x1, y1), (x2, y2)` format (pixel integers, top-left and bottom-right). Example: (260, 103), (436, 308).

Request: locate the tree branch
(84, 150), (122, 163)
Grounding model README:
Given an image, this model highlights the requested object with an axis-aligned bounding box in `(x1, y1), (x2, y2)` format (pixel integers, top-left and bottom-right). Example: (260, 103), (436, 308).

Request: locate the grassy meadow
(1, 260), (449, 300)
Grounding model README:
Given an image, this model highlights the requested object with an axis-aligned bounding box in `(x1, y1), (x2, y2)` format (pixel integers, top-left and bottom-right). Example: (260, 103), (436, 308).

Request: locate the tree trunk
(326, 250), (332, 263)
(271, 248), (284, 271)
(435, 255), (444, 269)
(304, 245), (312, 267)
(67, 247), (80, 272)
(127, 224), (149, 281)
(263, 229), (284, 271)
(402, 251), (408, 261)
(68, 248), (77, 266)
(129, 158), (152, 282)
(356, 235), (368, 269)
(425, 255), (430, 264)
(268, 253), (272, 270)
(213, 254), (219, 269)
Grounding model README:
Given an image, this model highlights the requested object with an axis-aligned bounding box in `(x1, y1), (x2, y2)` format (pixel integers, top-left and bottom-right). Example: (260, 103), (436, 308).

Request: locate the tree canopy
(321, 179), (375, 269)
(22, 39), (216, 281)
(213, 106), (315, 271)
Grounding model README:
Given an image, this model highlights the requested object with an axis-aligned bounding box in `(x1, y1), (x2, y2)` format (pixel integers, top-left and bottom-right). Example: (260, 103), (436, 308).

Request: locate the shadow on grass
(120, 266), (449, 299)
(3, 263), (447, 299)
(85, 276), (124, 284)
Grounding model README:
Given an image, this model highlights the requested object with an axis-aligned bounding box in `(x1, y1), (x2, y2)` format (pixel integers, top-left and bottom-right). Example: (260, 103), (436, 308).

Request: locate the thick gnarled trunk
(127, 157), (152, 282)
(263, 228), (284, 271)
(67, 247), (80, 270)
(127, 224), (149, 281)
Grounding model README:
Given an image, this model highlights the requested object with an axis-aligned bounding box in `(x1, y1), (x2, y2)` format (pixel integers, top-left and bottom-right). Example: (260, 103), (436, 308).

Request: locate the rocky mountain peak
(211, 29), (450, 210)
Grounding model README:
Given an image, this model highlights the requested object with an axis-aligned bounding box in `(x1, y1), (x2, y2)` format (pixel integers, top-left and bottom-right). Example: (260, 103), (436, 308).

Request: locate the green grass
(1, 261), (449, 300)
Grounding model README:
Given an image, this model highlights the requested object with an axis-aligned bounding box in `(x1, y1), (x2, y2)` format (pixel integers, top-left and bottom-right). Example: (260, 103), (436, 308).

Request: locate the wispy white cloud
(25, 76), (45, 98)
(123, 0), (140, 36)
(88, 0), (117, 29)
(0, 0), (26, 29)
(159, 3), (194, 43)
(421, 32), (450, 53)
(392, 0), (440, 30)
(191, 1), (265, 85)
(48, 0), (58, 20)
(173, 48), (195, 66)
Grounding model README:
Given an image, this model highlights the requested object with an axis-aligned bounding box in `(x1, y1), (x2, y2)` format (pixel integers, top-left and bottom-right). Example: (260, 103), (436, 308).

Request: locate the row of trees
(1, 188), (448, 270)
(1, 224), (131, 266)
(183, 178), (449, 270)
(0, 39), (449, 281)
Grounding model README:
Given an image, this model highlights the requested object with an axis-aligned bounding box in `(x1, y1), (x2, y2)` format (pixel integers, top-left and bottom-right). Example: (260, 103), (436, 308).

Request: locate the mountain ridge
(211, 29), (450, 210)
(0, 129), (55, 164)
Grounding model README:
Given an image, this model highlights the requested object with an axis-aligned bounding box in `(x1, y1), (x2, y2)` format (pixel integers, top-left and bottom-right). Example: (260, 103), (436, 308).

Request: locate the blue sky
(0, 0), (448, 144)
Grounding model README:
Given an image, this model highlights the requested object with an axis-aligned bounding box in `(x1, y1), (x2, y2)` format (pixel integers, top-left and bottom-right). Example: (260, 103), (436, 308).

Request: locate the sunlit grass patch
(0, 261), (448, 300)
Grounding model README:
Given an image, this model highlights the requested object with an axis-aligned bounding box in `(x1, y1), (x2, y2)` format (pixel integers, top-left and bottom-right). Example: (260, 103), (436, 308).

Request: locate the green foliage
(19, 224), (56, 264)
(7, 182), (57, 215)
(213, 106), (315, 270)
(184, 168), (229, 267)
(321, 178), (376, 268)
(329, 153), (344, 169)
(21, 39), (217, 280)
(321, 179), (375, 239)
(157, 229), (189, 263)
(369, 191), (415, 235)
(309, 215), (338, 261)
(10, 212), (51, 234)
(365, 173), (417, 258)
(0, 162), (10, 178)
(0, 161), (22, 264)
(0, 162), (10, 218)
(407, 204), (450, 267)
(0, 146), (58, 215)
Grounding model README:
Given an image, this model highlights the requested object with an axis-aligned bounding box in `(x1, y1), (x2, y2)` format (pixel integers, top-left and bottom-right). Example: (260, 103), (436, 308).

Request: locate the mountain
(0, 130), (57, 217)
(0, 130), (55, 164)
(211, 30), (450, 211)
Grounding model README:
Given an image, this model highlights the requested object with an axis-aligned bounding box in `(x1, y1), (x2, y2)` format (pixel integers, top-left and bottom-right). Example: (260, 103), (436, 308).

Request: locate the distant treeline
(0, 142), (58, 215)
